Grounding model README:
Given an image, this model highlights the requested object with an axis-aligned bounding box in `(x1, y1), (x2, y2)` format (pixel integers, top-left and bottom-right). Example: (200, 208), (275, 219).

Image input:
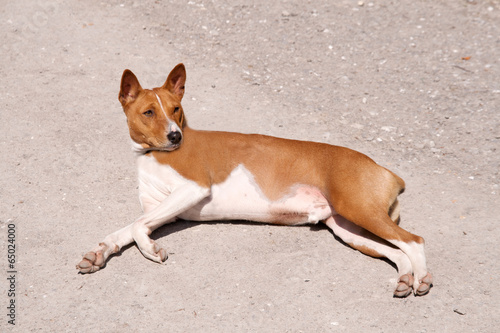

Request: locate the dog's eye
(143, 110), (153, 117)
(173, 107), (180, 113)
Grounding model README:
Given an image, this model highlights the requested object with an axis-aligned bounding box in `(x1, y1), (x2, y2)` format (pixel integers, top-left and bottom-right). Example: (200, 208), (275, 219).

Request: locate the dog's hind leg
(324, 215), (416, 297)
(328, 205), (432, 296)
(326, 166), (432, 296)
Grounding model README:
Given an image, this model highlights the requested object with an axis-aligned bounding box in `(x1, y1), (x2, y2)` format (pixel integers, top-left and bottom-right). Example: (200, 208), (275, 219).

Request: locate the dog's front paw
(77, 242), (118, 273)
(77, 250), (105, 274)
(138, 240), (168, 263)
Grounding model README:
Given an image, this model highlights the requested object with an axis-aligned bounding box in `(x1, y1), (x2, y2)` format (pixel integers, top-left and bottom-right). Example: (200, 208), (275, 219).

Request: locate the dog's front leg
(133, 182), (210, 263)
(77, 223), (134, 273)
(77, 183), (210, 273)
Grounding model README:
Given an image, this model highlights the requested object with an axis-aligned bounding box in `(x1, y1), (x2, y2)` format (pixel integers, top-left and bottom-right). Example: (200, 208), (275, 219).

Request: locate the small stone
(381, 126), (396, 132)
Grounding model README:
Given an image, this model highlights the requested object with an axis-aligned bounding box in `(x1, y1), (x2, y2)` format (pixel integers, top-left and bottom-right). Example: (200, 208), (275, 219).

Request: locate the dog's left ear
(163, 63), (186, 100)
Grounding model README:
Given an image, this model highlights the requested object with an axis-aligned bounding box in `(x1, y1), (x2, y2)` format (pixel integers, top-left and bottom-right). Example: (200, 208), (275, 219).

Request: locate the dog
(77, 63), (432, 297)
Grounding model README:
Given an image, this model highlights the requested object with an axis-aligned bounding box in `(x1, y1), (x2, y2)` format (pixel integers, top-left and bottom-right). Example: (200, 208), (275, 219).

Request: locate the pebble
(381, 126), (397, 132)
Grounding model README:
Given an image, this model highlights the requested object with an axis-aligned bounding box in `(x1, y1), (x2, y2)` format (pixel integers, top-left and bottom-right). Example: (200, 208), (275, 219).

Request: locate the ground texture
(1, 0), (499, 332)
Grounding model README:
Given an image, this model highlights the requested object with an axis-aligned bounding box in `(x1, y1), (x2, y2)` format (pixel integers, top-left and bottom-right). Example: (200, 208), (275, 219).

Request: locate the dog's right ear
(119, 70), (143, 106)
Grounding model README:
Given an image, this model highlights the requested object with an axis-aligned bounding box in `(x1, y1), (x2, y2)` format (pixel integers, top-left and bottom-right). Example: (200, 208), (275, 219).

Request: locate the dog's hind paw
(415, 273), (433, 296)
(393, 273), (414, 298)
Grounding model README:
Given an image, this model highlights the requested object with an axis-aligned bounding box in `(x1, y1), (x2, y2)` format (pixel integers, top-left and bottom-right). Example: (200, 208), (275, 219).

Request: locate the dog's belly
(179, 165), (332, 224)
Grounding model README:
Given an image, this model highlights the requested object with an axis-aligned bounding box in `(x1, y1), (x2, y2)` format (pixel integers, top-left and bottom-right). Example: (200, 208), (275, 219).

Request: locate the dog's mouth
(131, 141), (181, 154)
(162, 143), (181, 152)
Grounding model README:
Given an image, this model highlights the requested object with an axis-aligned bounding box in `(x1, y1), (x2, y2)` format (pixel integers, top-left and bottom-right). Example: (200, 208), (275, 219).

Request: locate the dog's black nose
(167, 131), (182, 144)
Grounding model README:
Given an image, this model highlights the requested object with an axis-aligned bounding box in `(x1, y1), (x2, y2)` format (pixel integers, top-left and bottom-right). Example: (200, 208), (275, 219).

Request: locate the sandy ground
(1, 0), (499, 332)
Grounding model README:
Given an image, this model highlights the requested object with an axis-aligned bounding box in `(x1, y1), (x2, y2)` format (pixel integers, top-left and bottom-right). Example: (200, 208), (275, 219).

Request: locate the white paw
(414, 272), (433, 296)
(138, 240), (168, 263)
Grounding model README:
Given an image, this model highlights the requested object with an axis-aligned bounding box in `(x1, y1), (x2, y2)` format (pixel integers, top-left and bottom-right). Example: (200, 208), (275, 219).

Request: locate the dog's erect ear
(119, 70), (143, 106)
(163, 63), (186, 100)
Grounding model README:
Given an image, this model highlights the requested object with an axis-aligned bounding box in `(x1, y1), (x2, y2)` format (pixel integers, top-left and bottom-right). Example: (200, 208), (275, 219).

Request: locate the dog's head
(119, 63), (187, 152)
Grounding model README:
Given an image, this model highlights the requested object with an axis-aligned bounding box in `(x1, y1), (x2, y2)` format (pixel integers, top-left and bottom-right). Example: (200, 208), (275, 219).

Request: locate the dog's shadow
(148, 219), (396, 270)
(152, 219), (204, 240)
(152, 219), (325, 240)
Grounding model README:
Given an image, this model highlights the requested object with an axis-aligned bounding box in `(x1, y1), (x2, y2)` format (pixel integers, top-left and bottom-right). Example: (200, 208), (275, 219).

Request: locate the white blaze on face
(154, 93), (168, 118)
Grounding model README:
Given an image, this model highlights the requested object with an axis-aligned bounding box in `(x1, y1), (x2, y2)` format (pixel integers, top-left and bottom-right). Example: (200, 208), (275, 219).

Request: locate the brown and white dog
(77, 63), (432, 297)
